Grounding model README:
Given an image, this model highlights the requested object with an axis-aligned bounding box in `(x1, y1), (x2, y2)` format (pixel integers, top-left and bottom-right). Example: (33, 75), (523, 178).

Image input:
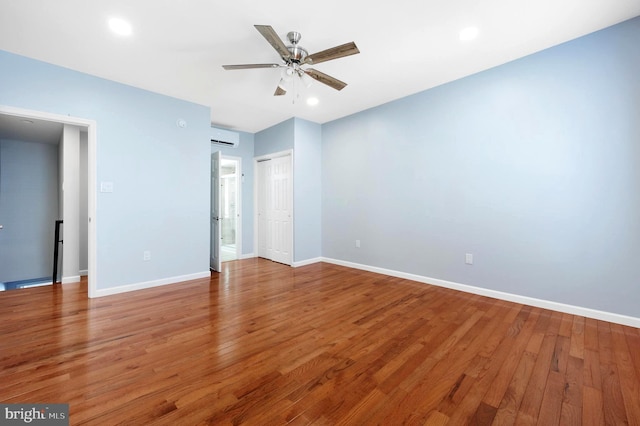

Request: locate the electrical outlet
(465, 253), (473, 265)
(143, 250), (151, 261)
(355, 239), (361, 248)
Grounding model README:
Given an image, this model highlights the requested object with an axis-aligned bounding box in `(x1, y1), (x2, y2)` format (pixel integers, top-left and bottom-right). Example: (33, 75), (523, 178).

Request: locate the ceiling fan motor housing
(286, 32), (307, 63)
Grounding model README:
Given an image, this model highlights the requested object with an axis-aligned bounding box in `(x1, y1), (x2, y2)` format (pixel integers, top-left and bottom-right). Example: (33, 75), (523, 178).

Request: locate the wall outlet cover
(100, 182), (114, 193)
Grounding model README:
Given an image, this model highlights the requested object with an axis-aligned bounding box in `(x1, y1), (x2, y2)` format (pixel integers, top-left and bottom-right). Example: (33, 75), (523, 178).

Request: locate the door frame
(0, 105), (97, 297)
(210, 151), (221, 272)
(253, 149), (294, 265)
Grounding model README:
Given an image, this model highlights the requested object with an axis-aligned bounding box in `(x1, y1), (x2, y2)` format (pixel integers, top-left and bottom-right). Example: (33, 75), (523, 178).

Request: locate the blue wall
(294, 118), (322, 261)
(0, 50), (212, 291)
(255, 118), (295, 156)
(321, 17), (640, 318)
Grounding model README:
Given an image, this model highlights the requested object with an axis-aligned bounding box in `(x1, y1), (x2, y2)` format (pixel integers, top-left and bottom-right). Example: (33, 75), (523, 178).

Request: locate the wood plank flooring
(1, 259), (639, 425)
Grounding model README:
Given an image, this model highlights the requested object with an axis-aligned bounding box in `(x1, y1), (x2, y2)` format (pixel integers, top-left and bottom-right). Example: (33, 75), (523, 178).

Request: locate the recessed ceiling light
(307, 97), (319, 106)
(459, 26), (479, 41)
(108, 17), (133, 37)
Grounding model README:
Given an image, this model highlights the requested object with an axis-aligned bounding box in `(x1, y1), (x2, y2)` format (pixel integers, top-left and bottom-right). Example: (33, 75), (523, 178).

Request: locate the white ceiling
(0, 1), (638, 133)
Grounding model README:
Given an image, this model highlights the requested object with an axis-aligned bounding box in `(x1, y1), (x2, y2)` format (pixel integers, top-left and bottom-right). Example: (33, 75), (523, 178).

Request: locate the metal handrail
(52, 220), (63, 284)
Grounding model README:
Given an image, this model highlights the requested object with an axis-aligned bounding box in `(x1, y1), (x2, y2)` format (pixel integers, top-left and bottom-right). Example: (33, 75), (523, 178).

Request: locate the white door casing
(257, 159), (269, 259)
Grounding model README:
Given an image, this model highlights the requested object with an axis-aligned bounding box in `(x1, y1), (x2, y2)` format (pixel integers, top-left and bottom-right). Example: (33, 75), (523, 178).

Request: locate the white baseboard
(239, 253), (256, 260)
(292, 257), (323, 268)
(321, 257), (640, 329)
(61, 275), (81, 284)
(92, 271), (211, 298)
(79, 269), (88, 276)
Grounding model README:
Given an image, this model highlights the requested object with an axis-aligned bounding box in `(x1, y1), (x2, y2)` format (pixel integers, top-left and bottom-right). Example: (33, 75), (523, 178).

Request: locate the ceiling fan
(222, 25), (360, 96)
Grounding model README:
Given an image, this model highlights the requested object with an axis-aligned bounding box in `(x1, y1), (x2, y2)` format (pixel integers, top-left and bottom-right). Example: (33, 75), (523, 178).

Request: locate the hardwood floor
(1, 259), (639, 425)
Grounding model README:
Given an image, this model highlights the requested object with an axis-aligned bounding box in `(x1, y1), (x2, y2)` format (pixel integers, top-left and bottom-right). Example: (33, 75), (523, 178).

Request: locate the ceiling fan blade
(304, 42), (359, 65)
(254, 25), (291, 60)
(274, 85), (286, 96)
(222, 63), (280, 70)
(304, 69), (347, 91)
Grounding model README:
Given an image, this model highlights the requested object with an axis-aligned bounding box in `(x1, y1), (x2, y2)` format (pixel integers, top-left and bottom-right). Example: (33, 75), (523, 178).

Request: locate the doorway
(0, 105), (96, 296)
(0, 129), (60, 290)
(220, 157), (241, 262)
(210, 153), (242, 272)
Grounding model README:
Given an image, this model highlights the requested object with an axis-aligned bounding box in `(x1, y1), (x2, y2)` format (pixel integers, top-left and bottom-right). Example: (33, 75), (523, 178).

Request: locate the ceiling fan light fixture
(281, 67), (295, 81)
(301, 73), (313, 88)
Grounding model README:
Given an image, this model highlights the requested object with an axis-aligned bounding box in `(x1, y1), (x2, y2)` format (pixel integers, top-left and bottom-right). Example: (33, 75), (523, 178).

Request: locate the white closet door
(256, 154), (292, 265)
(270, 155), (292, 264)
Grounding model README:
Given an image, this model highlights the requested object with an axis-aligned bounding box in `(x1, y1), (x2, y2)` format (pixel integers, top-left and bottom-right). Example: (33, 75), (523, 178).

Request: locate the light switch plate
(100, 182), (114, 193)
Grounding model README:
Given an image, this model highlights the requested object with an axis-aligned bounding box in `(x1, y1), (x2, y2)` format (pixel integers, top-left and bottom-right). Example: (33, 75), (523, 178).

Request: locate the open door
(210, 151), (222, 272)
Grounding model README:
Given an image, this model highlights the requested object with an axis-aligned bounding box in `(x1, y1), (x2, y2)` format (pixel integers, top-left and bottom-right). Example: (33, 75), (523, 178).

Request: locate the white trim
(92, 271), (211, 298)
(292, 257), (322, 268)
(0, 105), (98, 299)
(239, 252), (256, 260)
(254, 149), (293, 162)
(320, 257), (640, 328)
(289, 152), (294, 266)
(253, 160), (258, 262)
(79, 269), (88, 276)
(61, 275), (81, 284)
